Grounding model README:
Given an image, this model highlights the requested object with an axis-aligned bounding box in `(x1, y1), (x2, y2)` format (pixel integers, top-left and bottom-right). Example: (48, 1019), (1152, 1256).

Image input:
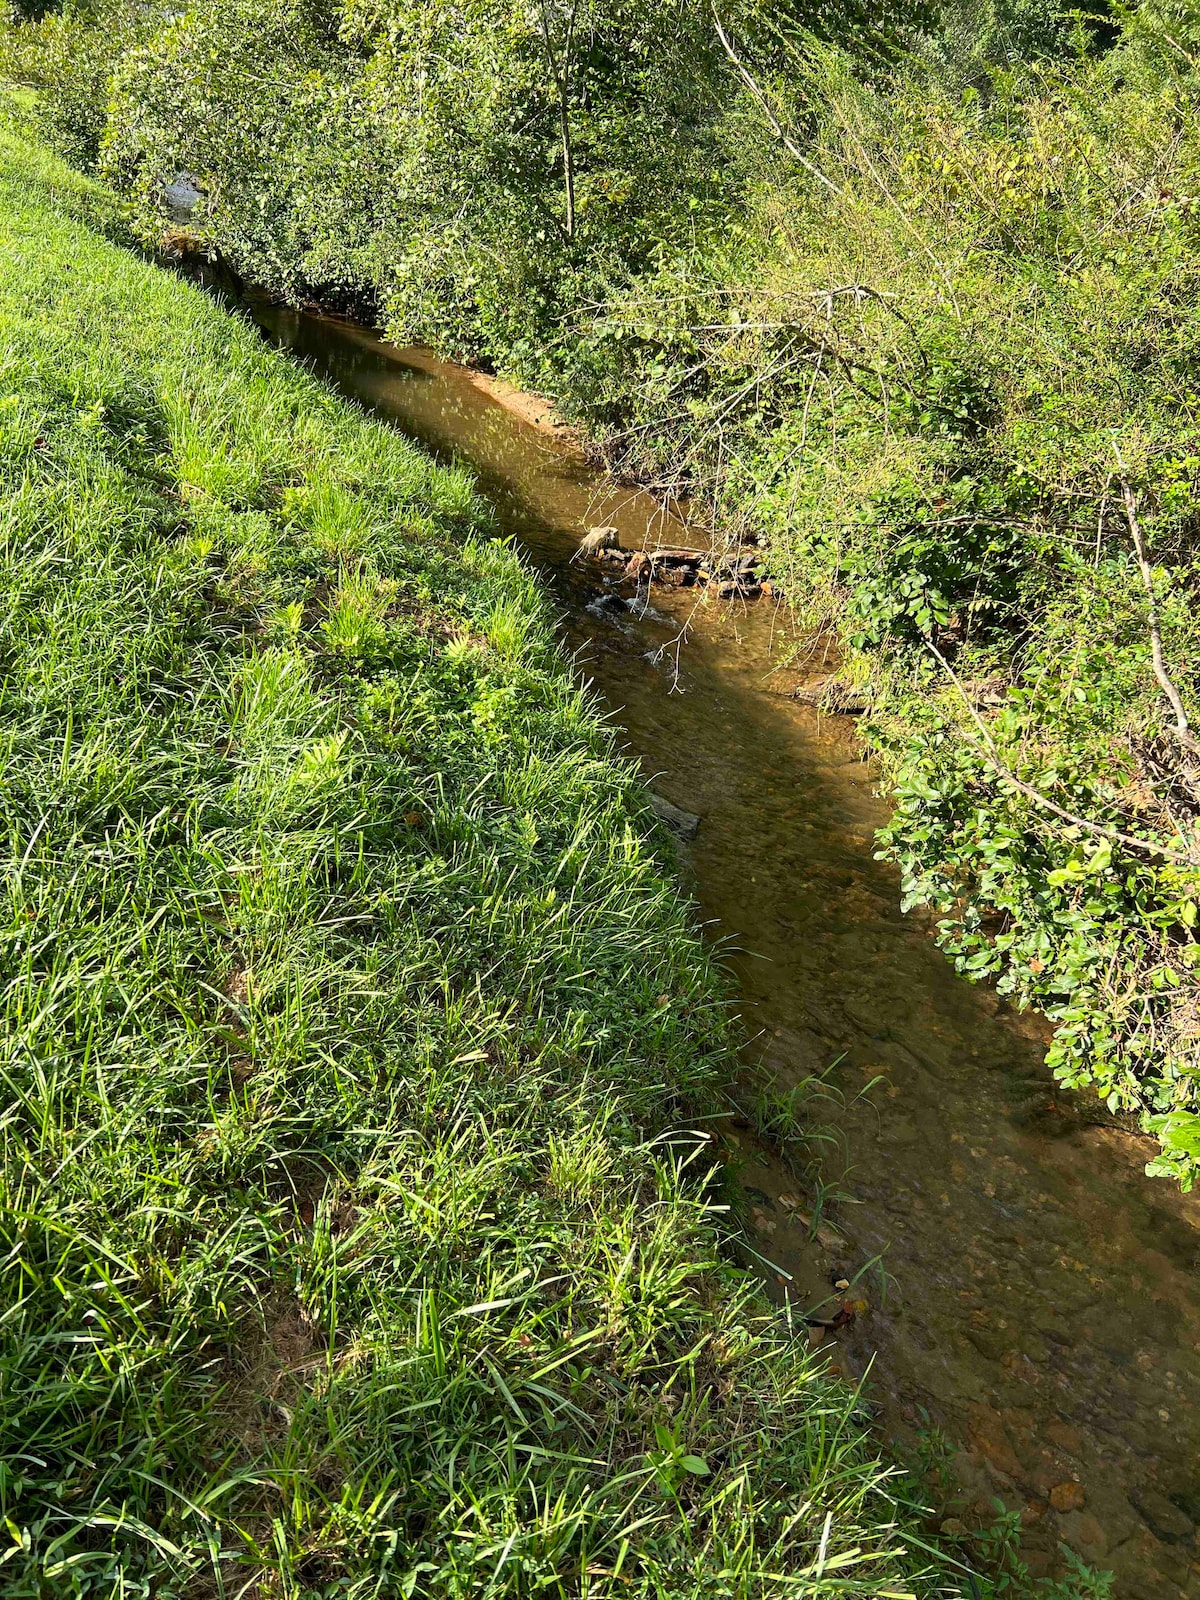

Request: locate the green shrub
(545, 40), (1200, 1183)
(0, 0), (156, 164)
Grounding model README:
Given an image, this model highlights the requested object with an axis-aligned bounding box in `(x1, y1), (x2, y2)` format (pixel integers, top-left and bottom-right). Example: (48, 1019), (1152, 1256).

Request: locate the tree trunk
(559, 94), (575, 237)
(537, 0), (580, 240)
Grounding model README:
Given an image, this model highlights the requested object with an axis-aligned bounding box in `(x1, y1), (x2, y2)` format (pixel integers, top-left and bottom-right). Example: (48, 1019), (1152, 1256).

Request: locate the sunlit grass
(0, 125), (968, 1598)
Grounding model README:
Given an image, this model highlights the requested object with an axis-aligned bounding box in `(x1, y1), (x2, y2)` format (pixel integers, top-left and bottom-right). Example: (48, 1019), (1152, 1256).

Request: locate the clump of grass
(0, 127), (974, 1598)
(741, 1060), (876, 1241)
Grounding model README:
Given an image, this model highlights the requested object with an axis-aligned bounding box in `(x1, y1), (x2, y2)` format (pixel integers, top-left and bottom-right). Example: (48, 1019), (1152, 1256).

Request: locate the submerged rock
(657, 562), (699, 587)
(790, 677), (873, 715)
(716, 578), (762, 600)
(649, 792), (700, 842)
(1049, 1481), (1086, 1514)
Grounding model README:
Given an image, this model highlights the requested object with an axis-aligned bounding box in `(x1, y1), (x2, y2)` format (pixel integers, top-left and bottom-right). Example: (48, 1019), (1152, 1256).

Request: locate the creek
(199, 280), (1200, 1598)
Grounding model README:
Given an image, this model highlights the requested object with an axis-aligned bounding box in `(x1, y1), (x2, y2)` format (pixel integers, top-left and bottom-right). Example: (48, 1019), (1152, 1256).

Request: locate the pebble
(1045, 1418), (1083, 1456)
(1050, 1480), (1086, 1513)
(1131, 1487), (1195, 1543)
(1021, 1329), (1050, 1364)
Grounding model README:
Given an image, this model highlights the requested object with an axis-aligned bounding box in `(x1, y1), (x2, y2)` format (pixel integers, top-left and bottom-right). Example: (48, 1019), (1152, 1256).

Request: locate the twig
(924, 635), (1197, 866)
(1112, 446), (1200, 758)
(1095, 473), (1112, 566)
(710, 4), (841, 195)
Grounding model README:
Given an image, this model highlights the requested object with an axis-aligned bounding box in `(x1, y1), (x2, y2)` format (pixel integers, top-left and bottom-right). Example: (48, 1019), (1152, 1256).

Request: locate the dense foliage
(0, 125), (1001, 1598)
(18, 0), (1197, 1183)
(695, 43), (1200, 1186)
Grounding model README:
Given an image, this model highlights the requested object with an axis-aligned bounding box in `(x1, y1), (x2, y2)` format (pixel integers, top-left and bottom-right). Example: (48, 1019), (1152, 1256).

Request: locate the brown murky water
(226, 292), (1200, 1597)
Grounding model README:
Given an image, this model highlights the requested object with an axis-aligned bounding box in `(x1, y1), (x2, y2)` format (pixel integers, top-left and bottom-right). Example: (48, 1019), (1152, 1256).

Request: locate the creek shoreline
(7, 127), (976, 1600)
(194, 273), (1200, 1598)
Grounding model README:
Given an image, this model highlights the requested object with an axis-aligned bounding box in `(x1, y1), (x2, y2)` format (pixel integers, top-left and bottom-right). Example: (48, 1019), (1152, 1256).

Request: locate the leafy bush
(537, 36), (1200, 1183)
(0, 0), (156, 164)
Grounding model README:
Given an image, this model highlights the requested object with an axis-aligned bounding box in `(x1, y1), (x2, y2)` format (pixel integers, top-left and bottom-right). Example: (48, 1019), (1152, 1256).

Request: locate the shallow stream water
(214, 288), (1200, 1598)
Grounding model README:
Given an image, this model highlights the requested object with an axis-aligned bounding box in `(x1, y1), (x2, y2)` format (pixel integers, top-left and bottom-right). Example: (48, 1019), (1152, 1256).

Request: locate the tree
(534, 0), (580, 236)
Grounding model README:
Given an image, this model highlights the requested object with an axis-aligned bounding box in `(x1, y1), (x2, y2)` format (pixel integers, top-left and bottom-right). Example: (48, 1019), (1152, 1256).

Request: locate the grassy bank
(0, 126), (988, 1598)
(17, 0), (1199, 1185)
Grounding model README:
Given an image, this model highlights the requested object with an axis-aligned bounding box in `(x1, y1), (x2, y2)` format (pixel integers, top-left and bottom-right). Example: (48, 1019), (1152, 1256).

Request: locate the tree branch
(1111, 447), (1200, 759)
(923, 635), (1197, 866)
(710, 3), (840, 196)
(535, 0), (580, 238)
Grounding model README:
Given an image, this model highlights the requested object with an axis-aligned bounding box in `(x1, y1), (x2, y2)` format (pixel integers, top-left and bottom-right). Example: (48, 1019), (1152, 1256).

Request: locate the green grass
(0, 127), (972, 1598)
